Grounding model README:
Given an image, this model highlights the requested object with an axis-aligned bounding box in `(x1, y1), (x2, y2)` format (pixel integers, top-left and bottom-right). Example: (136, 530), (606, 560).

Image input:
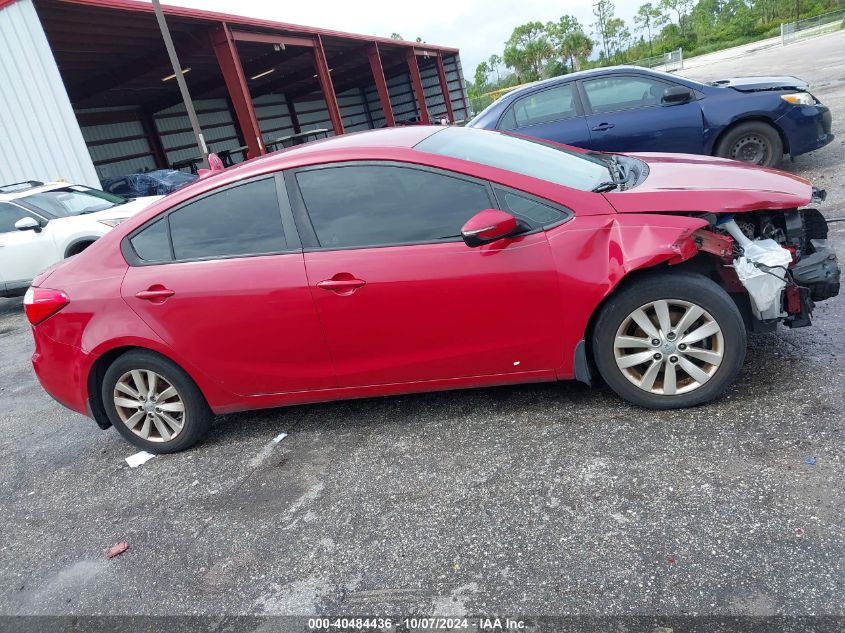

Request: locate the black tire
(592, 272), (746, 409)
(715, 121), (783, 167)
(101, 350), (213, 453)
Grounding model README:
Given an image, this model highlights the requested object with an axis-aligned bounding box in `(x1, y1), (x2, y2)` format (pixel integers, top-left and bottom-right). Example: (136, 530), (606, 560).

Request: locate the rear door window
(126, 176), (288, 264)
(500, 83), (578, 130)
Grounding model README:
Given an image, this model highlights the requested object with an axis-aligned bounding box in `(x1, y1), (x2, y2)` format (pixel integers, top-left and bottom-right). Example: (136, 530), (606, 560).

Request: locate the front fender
(546, 213), (708, 378)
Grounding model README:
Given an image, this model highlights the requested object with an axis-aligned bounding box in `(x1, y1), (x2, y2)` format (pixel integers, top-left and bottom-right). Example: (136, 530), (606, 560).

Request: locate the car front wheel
(715, 121), (784, 167)
(101, 350), (213, 453)
(592, 273), (747, 409)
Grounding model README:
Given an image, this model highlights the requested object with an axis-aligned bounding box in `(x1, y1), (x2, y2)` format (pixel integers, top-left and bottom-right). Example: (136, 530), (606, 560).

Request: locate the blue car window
(583, 76), (669, 114)
(500, 83), (577, 130)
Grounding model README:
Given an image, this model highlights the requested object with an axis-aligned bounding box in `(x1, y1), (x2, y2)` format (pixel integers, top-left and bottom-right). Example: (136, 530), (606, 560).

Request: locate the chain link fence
(781, 7), (845, 44)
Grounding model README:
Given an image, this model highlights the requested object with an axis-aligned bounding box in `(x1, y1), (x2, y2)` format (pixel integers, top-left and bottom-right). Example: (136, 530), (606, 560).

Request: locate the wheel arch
(577, 254), (726, 385)
(86, 344), (212, 430)
(64, 236), (98, 258)
(710, 116), (789, 156)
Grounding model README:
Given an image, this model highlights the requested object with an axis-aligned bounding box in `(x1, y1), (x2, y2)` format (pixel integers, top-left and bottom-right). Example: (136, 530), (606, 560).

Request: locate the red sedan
(25, 126), (839, 452)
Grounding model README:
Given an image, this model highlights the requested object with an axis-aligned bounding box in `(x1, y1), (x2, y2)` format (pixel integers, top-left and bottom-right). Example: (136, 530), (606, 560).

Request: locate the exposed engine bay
(692, 206), (840, 329)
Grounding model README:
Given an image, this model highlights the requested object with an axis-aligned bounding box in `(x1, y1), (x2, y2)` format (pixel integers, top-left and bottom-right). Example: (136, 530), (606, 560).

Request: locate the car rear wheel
(715, 121), (783, 167)
(101, 350), (212, 453)
(592, 273), (746, 409)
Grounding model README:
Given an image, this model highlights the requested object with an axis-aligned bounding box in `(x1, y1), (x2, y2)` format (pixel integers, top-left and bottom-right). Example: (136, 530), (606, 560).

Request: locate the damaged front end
(690, 206), (840, 329)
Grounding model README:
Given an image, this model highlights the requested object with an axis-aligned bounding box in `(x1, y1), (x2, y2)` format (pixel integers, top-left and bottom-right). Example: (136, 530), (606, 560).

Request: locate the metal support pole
(313, 35), (344, 135)
(367, 43), (395, 127)
(151, 0), (208, 169)
(434, 54), (455, 124)
(405, 49), (430, 124)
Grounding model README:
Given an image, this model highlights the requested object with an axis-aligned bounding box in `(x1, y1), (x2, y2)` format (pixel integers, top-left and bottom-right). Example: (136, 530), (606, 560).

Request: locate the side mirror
(663, 86), (694, 105)
(461, 209), (519, 247)
(15, 217), (41, 233)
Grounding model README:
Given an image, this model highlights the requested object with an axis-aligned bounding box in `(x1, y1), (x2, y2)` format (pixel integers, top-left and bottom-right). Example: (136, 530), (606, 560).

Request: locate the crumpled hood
(709, 75), (808, 92)
(605, 152), (812, 214)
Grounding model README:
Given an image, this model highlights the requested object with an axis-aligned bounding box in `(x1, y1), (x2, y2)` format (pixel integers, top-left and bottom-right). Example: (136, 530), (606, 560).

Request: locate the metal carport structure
(0, 0), (467, 185)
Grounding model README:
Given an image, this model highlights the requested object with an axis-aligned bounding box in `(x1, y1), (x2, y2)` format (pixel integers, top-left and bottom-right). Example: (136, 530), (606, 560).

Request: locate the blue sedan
(467, 66), (833, 167)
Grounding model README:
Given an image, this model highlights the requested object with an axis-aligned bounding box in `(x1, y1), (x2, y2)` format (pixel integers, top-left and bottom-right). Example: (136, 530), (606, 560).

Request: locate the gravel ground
(0, 33), (844, 624)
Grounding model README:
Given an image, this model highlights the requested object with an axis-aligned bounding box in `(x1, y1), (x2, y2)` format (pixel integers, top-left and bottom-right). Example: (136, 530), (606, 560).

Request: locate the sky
(158, 0), (644, 77)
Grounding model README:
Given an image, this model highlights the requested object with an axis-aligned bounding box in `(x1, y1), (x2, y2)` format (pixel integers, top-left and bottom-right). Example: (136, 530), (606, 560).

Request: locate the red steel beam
(313, 35), (344, 135)
(366, 43), (394, 127)
(434, 54), (455, 124)
(405, 48), (430, 124)
(210, 22), (265, 157)
(230, 30), (314, 47)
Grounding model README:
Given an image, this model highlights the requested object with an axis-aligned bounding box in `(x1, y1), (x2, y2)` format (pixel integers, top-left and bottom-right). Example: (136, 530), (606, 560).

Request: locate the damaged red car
(26, 126), (840, 452)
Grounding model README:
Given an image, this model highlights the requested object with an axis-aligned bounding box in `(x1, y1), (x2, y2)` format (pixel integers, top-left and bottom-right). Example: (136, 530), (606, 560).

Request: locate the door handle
(317, 276), (366, 295)
(136, 287), (175, 301)
(591, 122), (615, 132)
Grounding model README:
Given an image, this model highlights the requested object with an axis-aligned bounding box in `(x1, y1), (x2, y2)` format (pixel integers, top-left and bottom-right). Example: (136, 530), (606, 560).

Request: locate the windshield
(415, 127), (609, 192)
(21, 186), (126, 217)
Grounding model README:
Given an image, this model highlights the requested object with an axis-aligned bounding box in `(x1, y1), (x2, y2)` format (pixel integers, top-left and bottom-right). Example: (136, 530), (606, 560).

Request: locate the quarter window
(501, 83), (578, 130)
(295, 165), (492, 249)
(130, 218), (170, 262)
(582, 76), (669, 114)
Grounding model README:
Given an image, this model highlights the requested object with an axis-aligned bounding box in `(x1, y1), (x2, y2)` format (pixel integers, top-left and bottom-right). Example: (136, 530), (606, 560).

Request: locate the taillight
(23, 287), (70, 325)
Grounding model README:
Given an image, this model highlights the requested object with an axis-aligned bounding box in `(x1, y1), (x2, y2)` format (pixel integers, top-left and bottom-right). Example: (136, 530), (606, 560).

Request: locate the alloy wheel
(113, 370), (186, 442)
(613, 299), (724, 396)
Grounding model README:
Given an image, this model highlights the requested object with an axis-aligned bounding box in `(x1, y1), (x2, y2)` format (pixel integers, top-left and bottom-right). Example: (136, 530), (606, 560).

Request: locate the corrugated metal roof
(0, 0), (100, 187)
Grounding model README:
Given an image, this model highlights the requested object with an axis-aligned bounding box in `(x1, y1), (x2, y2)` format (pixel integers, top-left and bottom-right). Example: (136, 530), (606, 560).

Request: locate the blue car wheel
(715, 121), (784, 167)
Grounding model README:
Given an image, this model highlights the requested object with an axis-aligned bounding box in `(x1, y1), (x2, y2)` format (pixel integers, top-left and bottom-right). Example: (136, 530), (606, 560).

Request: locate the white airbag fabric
(734, 239), (792, 317)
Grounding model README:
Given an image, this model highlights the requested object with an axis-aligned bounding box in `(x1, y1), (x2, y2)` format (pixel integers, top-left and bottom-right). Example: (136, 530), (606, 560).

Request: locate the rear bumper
(31, 329), (91, 417)
(775, 104), (834, 157)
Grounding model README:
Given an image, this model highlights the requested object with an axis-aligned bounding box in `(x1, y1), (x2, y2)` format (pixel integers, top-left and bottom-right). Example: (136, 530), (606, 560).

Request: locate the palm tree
(563, 31), (594, 71)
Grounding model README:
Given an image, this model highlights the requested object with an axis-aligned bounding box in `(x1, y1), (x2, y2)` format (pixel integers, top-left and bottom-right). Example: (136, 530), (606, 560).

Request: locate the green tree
(605, 17), (631, 62)
(634, 3), (665, 55)
(591, 0), (615, 60)
(488, 54), (503, 83)
(390, 32), (403, 40)
(546, 15), (588, 72)
(563, 31), (594, 71)
(503, 21), (554, 80)
(474, 61), (491, 91)
(659, 0), (694, 35)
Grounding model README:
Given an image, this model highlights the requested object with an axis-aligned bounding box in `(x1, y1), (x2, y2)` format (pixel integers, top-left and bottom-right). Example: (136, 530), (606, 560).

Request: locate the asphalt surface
(1, 33), (844, 622)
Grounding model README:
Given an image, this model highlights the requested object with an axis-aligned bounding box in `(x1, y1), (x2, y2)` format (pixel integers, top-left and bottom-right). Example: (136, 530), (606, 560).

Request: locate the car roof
(506, 65), (694, 99)
(0, 182), (72, 202)
(217, 126), (442, 172)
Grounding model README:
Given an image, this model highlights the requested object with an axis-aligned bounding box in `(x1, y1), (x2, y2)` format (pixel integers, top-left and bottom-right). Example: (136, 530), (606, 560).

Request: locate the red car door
(121, 176), (335, 397)
(289, 163), (565, 388)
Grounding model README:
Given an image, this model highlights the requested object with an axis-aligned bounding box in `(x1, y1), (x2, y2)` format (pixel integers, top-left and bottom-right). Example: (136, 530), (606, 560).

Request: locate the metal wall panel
(76, 108), (157, 180)
(155, 98), (241, 165)
(0, 0), (99, 187)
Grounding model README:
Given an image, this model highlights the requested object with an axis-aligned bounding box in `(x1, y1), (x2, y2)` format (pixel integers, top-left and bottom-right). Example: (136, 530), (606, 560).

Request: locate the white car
(0, 181), (161, 297)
